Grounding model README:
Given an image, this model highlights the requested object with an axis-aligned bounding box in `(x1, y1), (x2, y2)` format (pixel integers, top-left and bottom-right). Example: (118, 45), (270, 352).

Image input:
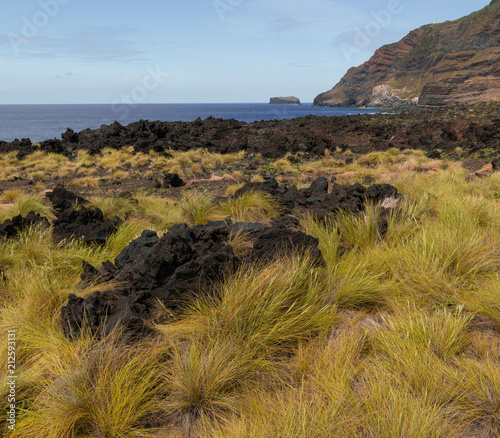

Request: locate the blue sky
(0, 0), (490, 104)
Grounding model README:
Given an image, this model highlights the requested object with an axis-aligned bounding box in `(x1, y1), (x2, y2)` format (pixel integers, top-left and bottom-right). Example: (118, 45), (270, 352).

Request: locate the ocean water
(0, 103), (380, 143)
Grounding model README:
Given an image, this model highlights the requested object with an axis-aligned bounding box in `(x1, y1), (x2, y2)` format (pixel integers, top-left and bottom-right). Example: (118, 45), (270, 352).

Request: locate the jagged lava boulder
(46, 187), (88, 212)
(0, 211), (49, 239)
(51, 207), (122, 245)
(61, 220), (324, 338)
(234, 176), (399, 216)
(46, 188), (122, 244)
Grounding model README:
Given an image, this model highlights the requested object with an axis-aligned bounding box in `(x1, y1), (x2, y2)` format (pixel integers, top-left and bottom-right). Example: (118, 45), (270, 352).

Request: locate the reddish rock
(314, 3), (500, 108)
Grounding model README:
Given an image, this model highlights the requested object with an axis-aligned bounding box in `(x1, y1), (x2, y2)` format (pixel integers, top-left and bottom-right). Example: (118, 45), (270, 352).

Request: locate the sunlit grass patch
(134, 195), (182, 232)
(273, 158), (296, 174)
(250, 175), (265, 183)
(227, 230), (254, 259)
(69, 176), (100, 188)
(112, 170), (130, 179)
(0, 194), (55, 221)
(223, 183), (244, 197)
(190, 162), (205, 176)
(450, 357), (500, 435)
(335, 202), (385, 249)
(161, 335), (264, 433)
(96, 148), (132, 171)
(218, 189), (280, 223)
(75, 150), (96, 167)
(324, 250), (390, 309)
(389, 224), (500, 306)
(356, 374), (460, 437)
(299, 213), (341, 266)
(89, 196), (142, 220)
(374, 307), (472, 363)
(9, 333), (165, 438)
(0, 189), (24, 204)
(159, 255), (337, 358)
(474, 279), (500, 332)
(214, 151), (245, 164)
(129, 152), (151, 167)
(179, 191), (219, 226)
(104, 218), (153, 257)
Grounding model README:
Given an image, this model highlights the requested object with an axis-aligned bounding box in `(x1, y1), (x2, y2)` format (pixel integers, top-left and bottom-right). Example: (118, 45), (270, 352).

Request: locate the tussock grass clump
(356, 377), (460, 438)
(223, 183), (244, 196)
(250, 175), (265, 183)
(162, 335), (263, 431)
(104, 218), (153, 257)
(190, 162), (205, 176)
(10, 333), (165, 438)
(89, 196), (142, 220)
(218, 190), (280, 223)
(272, 158), (297, 174)
(300, 214), (341, 265)
(374, 307), (472, 363)
(69, 176), (100, 188)
(451, 357), (500, 434)
(158, 256), (337, 358)
(335, 203), (385, 249)
(231, 170), (244, 181)
(300, 212), (390, 309)
(325, 251), (390, 309)
(155, 256), (338, 433)
(227, 230), (254, 258)
(134, 195), (182, 232)
(112, 170), (130, 179)
(0, 194), (56, 222)
(179, 192), (219, 225)
(474, 279), (500, 331)
(0, 189), (24, 204)
(96, 148), (133, 172)
(390, 224), (500, 306)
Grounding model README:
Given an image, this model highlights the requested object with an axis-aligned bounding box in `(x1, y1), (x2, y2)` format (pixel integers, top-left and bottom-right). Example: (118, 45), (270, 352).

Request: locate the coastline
(0, 103), (379, 143)
(0, 103), (497, 161)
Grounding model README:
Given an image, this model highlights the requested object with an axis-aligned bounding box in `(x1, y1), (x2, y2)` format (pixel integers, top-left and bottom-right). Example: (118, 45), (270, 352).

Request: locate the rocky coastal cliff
(314, 2), (500, 108)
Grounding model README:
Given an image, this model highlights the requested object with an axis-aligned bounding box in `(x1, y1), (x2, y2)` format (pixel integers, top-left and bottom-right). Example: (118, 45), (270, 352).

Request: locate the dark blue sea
(0, 103), (380, 143)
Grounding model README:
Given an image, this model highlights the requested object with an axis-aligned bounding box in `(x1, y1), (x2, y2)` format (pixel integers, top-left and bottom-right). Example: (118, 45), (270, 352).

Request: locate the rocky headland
(314, 2), (500, 108)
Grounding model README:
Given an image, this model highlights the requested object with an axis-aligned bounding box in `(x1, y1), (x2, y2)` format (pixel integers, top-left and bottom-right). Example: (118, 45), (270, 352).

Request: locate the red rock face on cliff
(313, 3), (500, 108)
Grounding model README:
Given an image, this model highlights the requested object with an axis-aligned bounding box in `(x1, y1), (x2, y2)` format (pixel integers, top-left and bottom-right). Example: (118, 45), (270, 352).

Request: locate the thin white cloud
(0, 26), (148, 62)
(214, 0), (368, 43)
(287, 59), (333, 67)
(263, 15), (308, 38)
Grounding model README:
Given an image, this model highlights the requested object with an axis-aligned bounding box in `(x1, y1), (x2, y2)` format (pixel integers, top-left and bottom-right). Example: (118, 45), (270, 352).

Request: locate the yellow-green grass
(68, 176), (100, 188)
(0, 193), (56, 222)
(218, 189), (280, 223)
(2, 160), (500, 436)
(0, 146), (453, 199)
(178, 192), (220, 226)
(8, 332), (166, 438)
